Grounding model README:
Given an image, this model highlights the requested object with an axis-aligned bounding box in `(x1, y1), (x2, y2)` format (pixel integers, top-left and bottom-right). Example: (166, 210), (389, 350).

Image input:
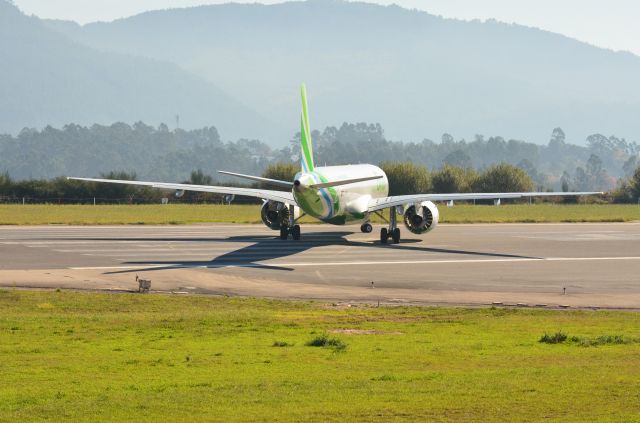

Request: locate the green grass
(2, 290), (640, 422)
(0, 203), (638, 225)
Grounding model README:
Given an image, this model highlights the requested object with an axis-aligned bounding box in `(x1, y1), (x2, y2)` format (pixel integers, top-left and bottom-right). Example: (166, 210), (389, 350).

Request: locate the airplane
(69, 84), (602, 244)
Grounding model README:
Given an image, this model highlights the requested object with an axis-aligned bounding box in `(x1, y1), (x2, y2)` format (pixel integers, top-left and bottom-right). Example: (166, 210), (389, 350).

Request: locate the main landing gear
(280, 204), (301, 240)
(380, 206), (401, 244)
(280, 224), (301, 240)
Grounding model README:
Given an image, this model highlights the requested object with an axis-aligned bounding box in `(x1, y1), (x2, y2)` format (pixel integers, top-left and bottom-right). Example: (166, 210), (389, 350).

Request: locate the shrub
(474, 163), (534, 193)
(380, 162), (431, 196)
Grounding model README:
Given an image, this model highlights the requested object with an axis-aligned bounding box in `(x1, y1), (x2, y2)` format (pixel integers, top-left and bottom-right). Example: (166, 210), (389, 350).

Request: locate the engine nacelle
(403, 201), (439, 234)
(260, 201), (300, 230)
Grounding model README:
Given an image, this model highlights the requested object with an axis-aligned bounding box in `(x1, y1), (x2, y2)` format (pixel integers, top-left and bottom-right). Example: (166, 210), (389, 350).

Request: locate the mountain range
(0, 0), (271, 141)
(3, 0), (640, 146)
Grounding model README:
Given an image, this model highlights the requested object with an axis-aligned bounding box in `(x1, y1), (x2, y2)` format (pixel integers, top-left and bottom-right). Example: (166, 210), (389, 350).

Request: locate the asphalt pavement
(1, 223), (639, 308)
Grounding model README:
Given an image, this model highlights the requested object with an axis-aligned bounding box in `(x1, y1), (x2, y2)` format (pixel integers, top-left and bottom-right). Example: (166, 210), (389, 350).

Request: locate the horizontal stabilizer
(218, 171), (293, 189)
(309, 175), (383, 189)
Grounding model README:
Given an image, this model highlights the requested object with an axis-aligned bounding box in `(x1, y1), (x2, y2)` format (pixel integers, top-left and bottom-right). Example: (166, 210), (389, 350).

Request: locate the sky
(11, 0), (640, 55)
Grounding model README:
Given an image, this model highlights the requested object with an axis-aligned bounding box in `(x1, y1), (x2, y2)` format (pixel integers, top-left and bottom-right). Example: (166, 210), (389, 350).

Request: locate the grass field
(0, 203), (638, 225)
(1, 290), (639, 422)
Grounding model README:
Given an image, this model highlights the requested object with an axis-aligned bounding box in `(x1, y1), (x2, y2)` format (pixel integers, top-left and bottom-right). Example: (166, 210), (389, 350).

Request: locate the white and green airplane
(69, 84), (601, 243)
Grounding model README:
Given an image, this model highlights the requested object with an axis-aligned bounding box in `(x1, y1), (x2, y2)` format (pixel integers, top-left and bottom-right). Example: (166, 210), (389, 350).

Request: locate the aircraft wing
(368, 191), (603, 212)
(67, 177), (297, 205)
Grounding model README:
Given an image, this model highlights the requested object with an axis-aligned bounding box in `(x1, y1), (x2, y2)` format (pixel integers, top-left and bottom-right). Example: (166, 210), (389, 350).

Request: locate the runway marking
(70, 256), (640, 270)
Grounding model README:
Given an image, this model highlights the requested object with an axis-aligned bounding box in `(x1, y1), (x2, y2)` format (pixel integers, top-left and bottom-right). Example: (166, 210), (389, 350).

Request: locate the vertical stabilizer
(300, 84), (315, 172)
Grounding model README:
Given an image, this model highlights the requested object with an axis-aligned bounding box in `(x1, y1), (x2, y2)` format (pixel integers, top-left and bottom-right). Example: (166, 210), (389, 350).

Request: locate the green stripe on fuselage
(300, 84), (314, 172)
(293, 170), (341, 222)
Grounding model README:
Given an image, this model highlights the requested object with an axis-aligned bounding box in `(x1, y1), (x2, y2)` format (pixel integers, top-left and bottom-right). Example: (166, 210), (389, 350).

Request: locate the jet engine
(403, 201), (439, 234)
(260, 201), (299, 230)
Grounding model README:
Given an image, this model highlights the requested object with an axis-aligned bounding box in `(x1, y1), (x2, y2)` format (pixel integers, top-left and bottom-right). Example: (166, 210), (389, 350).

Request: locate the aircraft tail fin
(300, 83), (315, 173)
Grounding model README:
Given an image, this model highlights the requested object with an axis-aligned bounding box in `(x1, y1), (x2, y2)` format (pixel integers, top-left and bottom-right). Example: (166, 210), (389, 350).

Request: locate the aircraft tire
(292, 225), (301, 240)
(361, 223), (373, 233)
(380, 227), (388, 244)
(279, 226), (289, 240)
(392, 228), (401, 244)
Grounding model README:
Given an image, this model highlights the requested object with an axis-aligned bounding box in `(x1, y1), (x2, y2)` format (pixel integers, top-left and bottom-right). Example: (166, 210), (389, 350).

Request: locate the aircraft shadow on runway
(49, 231), (541, 275)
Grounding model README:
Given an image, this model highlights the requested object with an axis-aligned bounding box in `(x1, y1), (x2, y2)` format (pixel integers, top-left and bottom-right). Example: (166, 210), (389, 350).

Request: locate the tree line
(262, 162), (639, 203)
(0, 121), (639, 199)
(3, 161), (637, 205)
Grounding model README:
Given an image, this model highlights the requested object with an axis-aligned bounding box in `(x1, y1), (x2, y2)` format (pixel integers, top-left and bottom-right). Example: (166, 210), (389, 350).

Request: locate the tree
(549, 127), (566, 149)
(585, 154), (610, 191)
(381, 162), (431, 196)
(432, 165), (477, 193)
(622, 156), (638, 177)
(188, 169), (214, 186)
(443, 150), (472, 168)
(560, 171), (571, 192)
(630, 166), (640, 200)
(97, 171), (139, 202)
(516, 159), (542, 186)
(262, 163), (299, 183)
(613, 165), (640, 203)
(441, 133), (454, 144)
(0, 172), (12, 195)
(473, 163), (534, 193)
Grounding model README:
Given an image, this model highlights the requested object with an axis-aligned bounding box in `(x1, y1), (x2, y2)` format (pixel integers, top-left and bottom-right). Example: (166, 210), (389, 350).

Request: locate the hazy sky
(12, 0), (640, 55)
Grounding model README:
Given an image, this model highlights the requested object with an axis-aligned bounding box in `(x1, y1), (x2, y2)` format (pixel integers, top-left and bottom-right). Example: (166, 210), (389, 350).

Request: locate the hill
(43, 0), (640, 145)
(0, 1), (273, 141)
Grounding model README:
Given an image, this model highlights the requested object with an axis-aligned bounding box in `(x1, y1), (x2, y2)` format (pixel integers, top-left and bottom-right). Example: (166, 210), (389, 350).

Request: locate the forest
(0, 122), (638, 203)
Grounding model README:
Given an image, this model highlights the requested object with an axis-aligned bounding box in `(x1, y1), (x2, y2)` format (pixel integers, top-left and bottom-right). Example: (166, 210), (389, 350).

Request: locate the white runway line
(70, 256), (640, 270)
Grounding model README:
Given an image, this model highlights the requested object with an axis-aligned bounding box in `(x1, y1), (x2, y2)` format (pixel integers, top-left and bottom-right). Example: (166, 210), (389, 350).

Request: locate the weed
(539, 332), (567, 344)
(272, 341), (292, 347)
(371, 375), (397, 381)
(570, 334), (636, 347)
(306, 334), (347, 350)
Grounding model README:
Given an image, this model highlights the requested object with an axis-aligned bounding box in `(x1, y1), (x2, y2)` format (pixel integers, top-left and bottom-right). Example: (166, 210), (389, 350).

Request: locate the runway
(1, 223), (640, 308)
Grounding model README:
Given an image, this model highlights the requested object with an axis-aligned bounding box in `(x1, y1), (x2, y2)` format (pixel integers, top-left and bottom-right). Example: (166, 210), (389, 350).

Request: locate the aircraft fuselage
(293, 164), (388, 224)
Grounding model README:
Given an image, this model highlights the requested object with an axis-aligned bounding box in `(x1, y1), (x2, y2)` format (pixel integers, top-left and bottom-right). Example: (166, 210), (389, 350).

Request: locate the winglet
(300, 83), (315, 173)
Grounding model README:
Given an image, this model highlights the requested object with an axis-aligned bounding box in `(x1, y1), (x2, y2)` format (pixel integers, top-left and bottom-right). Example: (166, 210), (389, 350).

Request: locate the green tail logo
(300, 84), (315, 172)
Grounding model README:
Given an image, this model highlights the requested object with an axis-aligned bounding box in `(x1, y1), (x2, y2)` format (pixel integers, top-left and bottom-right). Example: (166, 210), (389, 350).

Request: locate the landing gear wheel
(279, 226), (289, 240)
(292, 225), (301, 240)
(361, 223), (373, 233)
(392, 228), (401, 244)
(380, 227), (388, 244)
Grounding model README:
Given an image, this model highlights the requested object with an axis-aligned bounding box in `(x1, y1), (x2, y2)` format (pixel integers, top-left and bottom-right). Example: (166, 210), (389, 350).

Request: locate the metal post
(22, 197), (25, 205)
(93, 197), (96, 206)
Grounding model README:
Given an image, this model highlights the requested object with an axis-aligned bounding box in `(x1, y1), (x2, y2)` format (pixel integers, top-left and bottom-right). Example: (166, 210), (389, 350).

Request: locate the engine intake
(403, 201), (439, 234)
(261, 201), (299, 230)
